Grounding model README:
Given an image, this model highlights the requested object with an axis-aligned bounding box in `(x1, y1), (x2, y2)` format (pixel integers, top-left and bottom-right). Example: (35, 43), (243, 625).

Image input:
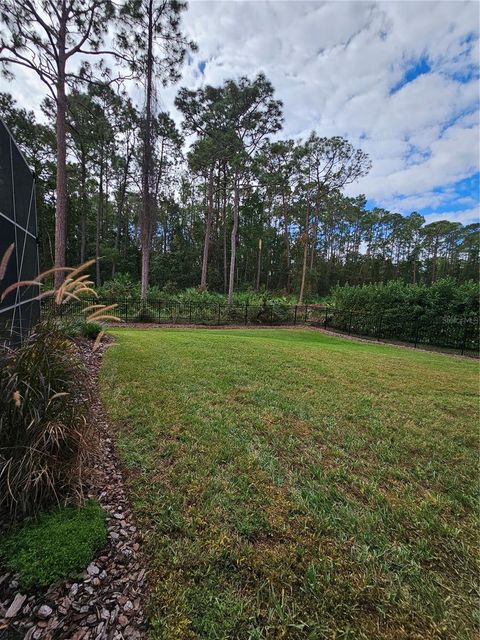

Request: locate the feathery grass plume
(0, 246), (122, 348)
(92, 331), (105, 352)
(0, 243), (15, 281)
(0, 247), (122, 523)
(0, 320), (94, 521)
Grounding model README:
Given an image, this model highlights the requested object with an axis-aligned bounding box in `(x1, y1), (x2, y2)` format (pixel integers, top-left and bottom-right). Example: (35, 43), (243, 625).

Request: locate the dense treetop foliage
(2, 89), (477, 303)
(1, 0), (477, 303)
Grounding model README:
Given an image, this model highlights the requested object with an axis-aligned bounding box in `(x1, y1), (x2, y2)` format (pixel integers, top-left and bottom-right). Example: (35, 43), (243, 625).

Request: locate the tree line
(1, 0), (478, 303)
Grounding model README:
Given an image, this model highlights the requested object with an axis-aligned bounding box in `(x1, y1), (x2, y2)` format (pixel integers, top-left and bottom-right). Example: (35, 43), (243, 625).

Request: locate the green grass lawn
(101, 328), (479, 640)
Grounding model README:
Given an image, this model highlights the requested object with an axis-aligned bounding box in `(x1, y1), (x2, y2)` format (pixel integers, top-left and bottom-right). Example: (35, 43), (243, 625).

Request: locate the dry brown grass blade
(92, 330), (105, 352)
(71, 285), (97, 297)
(1, 280), (41, 302)
(0, 243), (15, 281)
(82, 304), (106, 314)
(55, 261), (97, 304)
(87, 304), (118, 320)
(33, 266), (76, 282)
(87, 314), (122, 323)
(36, 290), (56, 301)
(61, 292), (82, 303)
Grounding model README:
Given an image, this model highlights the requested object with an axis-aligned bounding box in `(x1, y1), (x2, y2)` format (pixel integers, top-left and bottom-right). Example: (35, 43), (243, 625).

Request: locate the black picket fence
(41, 297), (479, 355)
(321, 309), (479, 356)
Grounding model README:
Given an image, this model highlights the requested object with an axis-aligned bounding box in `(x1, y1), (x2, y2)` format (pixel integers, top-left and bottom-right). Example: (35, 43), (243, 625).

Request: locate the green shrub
(0, 500), (107, 589)
(79, 321), (102, 340)
(52, 316), (78, 338)
(95, 272), (139, 298)
(0, 320), (93, 521)
(331, 279), (479, 320)
(133, 304), (157, 323)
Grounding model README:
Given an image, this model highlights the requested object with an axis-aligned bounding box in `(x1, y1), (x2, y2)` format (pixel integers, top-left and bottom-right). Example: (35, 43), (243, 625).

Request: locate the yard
(100, 328), (478, 640)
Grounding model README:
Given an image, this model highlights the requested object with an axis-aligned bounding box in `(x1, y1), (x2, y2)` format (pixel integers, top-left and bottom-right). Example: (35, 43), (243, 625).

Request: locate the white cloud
(1, 0), (479, 223)
(424, 207), (479, 225)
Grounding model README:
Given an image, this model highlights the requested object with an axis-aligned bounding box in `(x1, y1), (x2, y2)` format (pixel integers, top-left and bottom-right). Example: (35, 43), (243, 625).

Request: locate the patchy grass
(101, 328), (479, 639)
(0, 500), (107, 590)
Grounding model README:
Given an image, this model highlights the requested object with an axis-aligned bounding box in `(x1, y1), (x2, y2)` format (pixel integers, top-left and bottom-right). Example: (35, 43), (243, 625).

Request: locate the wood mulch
(0, 339), (148, 640)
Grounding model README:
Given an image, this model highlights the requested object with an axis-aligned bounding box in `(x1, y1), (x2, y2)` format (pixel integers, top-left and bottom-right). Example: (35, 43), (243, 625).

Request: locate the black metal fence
(41, 297), (479, 355)
(321, 308), (479, 356)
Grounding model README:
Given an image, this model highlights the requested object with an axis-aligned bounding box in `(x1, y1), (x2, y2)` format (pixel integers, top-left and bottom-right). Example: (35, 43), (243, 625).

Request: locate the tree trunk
(298, 206), (309, 304)
(432, 240), (438, 282)
(96, 152), (103, 287)
(255, 238), (262, 291)
(200, 166), (214, 290)
(282, 194), (290, 292)
(80, 146), (87, 264)
(222, 172), (228, 293)
(227, 176), (239, 305)
(309, 208), (318, 273)
(113, 149), (132, 278)
(54, 52), (67, 288)
(140, 0), (154, 301)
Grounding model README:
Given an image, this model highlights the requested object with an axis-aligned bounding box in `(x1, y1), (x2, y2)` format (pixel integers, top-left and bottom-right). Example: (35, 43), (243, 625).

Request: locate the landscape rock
(0, 339), (148, 639)
(36, 604), (53, 620)
(5, 593), (27, 618)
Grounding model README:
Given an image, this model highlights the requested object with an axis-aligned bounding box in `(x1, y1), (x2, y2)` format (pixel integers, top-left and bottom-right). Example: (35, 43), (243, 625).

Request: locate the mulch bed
(0, 339), (148, 640)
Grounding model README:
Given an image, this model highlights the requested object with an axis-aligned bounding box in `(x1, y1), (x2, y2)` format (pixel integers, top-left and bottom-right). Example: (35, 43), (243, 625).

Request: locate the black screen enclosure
(0, 118), (40, 343)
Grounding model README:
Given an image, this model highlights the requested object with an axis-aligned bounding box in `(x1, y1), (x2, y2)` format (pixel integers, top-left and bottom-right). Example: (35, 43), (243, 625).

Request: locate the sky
(2, 0), (479, 226)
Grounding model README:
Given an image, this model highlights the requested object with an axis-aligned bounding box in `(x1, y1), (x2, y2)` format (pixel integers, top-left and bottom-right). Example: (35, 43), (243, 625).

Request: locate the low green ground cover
(101, 328), (478, 639)
(0, 500), (107, 589)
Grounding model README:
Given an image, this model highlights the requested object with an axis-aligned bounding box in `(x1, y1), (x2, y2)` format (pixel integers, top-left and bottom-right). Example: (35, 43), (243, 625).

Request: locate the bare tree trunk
(309, 209), (318, 273)
(255, 238), (262, 291)
(96, 152), (103, 287)
(140, 0), (154, 301)
(298, 206), (309, 304)
(282, 194), (290, 292)
(227, 176), (239, 305)
(222, 173), (228, 293)
(54, 51), (67, 288)
(432, 241), (438, 282)
(80, 146), (87, 263)
(113, 147), (132, 278)
(200, 166), (214, 290)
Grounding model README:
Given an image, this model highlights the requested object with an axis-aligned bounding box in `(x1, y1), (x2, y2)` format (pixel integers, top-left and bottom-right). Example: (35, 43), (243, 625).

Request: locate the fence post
(377, 314), (383, 341)
(125, 298), (128, 323)
(189, 301), (192, 323)
(245, 302), (249, 325)
(217, 303), (221, 325)
(324, 307), (328, 329)
(414, 318), (419, 348)
(348, 310), (353, 335)
(304, 305), (308, 324)
(294, 305), (298, 325)
(460, 321), (468, 356)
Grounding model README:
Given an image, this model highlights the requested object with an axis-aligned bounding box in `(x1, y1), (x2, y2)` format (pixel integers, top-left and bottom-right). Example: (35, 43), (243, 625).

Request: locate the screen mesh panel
(0, 118), (40, 343)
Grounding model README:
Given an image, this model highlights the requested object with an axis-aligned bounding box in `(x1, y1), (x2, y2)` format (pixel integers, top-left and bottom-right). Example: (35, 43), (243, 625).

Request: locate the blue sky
(173, 0), (480, 226)
(1, 1), (479, 226)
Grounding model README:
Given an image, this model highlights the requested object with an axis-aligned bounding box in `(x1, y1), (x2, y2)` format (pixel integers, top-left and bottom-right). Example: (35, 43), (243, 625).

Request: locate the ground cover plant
(0, 500), (106, 589)
(101, 328), (479, 639)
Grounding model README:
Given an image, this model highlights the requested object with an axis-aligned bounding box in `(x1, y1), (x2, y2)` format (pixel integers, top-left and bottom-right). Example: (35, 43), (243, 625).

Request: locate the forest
(1, 0), (478, 304)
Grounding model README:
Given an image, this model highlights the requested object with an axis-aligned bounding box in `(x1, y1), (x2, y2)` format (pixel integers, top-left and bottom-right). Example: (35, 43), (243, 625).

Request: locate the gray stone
(37, 604), (53, 619)
(87, 563), (100, 576)
(5, 593), (27, 618)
